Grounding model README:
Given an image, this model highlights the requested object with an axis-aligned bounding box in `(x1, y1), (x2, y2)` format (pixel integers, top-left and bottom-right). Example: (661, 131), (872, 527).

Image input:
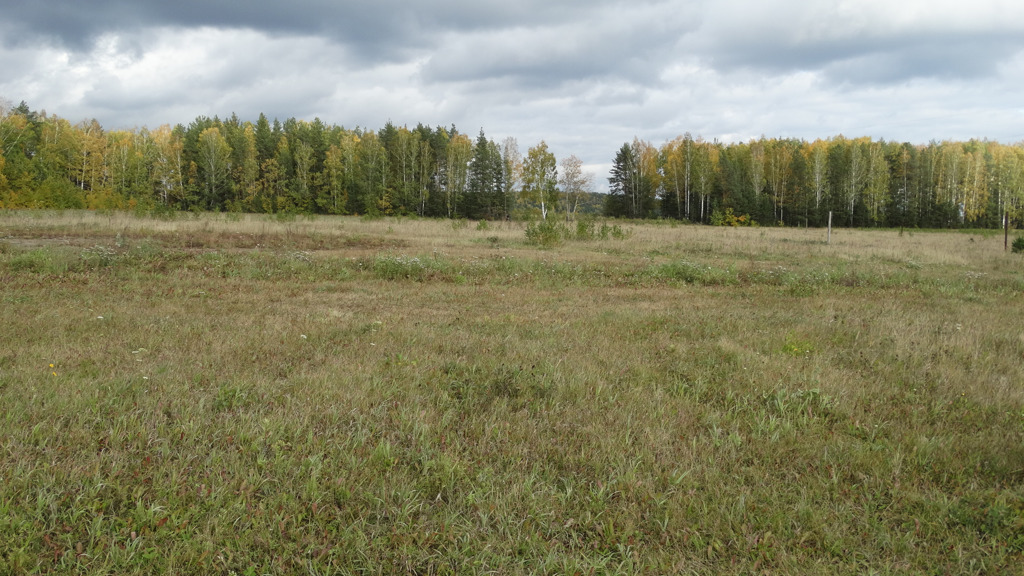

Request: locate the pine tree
(606, 140), (656, 218)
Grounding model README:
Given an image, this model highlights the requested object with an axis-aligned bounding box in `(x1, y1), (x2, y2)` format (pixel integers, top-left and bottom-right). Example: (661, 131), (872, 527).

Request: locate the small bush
(1012, 236), (1024, 254)
(575, 219), (596, 240)
(710, 207), (757, 227)
(524, 219), (565, 248)
(527, 219), (631, 246)
(149, 202), (179, 220)
(594, 222), (632, 240)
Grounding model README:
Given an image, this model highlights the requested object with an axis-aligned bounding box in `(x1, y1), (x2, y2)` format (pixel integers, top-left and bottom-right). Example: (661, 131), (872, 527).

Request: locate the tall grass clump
(370, 253), (453, 281)
(650, 260), (735, 285)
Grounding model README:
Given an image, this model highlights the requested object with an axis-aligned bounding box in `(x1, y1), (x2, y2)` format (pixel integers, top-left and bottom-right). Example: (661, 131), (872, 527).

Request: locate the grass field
(1, 210), (1023, 575)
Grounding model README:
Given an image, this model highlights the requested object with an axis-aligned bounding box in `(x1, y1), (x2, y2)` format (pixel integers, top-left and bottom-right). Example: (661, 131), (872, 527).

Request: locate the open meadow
(1, 210), (1023, 575)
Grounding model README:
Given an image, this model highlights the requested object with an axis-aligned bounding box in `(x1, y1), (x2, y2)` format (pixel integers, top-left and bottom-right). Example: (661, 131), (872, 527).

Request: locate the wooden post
(1006, 210), (1010, 252)
(827, 211), (832, 245)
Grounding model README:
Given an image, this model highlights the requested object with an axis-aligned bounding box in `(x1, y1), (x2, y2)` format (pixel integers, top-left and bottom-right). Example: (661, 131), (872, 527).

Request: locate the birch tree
(693, 138), (718, 222)
(749, 137), (766, 198)
(766, 139), (794, 223)
(197, 127), (232, 210)
(862, 141), (889, 224)
(500, 137), (521, 219)
(558, 154), (592, 221)
(151, 125), (185, 206)
(443, 133), (472, 218)
(806, 139), (829, 213)
(521, 140), (558, 220)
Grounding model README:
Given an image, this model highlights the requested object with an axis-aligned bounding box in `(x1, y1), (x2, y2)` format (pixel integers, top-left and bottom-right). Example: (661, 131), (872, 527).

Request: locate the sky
(2, 0), (1023, 186)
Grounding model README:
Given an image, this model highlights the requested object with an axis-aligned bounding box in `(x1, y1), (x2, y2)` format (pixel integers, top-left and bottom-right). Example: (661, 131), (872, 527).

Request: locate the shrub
(598, 223), (631, 240)
(526, 218), (631, 246)
(710, 207), (756, 227)
(524, 219), (565, 248)
(575, 219), (595, 240)
(1012, 236), (1024, 254)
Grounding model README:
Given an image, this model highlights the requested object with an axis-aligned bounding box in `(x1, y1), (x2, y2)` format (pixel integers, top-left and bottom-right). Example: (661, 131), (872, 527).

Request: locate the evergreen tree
(466, 129), (504, 219)
(606, 140), (656, 218)
(254, 113), (275, 165)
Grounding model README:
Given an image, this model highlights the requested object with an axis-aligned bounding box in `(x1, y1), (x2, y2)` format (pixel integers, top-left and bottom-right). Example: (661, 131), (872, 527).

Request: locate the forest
(2, 99), (1022, 228)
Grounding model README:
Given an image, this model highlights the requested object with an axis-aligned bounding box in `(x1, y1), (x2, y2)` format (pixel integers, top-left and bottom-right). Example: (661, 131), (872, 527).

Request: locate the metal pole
(827, 211), (832, 245)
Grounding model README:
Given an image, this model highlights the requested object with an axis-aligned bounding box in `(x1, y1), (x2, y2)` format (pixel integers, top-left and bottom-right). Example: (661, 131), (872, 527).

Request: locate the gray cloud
(422, 1), (697, 87)
(2, 0), (1023, 187)
(686, 0), (1024, 84)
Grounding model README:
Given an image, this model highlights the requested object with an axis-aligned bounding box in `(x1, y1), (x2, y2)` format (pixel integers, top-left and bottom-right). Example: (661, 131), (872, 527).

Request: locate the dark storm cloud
(0, 0), (630, 61)
(0, 0), (417, 61)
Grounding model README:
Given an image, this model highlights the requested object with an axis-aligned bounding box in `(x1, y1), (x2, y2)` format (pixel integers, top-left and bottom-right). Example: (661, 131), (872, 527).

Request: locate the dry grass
(1, 210), (1023, 575)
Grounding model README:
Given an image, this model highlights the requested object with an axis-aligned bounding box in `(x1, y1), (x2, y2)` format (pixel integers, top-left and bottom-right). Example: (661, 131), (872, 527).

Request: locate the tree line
(0, 100), (598, 220)
(2, 99), (1022, 228)
(606, 135), (1024, 228)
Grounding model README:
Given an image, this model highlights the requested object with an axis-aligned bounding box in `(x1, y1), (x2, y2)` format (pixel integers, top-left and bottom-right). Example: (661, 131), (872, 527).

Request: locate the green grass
(1, 211), (1023, 574)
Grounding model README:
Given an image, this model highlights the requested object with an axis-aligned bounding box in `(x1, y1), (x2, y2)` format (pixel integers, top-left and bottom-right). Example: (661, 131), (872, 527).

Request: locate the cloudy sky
(2, 0), (1023, 184)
